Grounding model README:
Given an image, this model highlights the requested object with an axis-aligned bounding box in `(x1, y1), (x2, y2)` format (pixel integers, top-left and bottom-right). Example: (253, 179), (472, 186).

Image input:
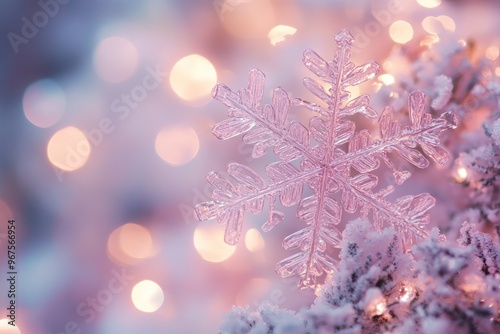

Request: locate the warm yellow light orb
(169, 54), (217, 101)
(107, 223), (156, 264)
(437, 15), (455, 32)
(389, 21), (414, 44)
(268, 25), (297, 46)
(486, 46), (499, 61)
(245, 228), (265, 253)
(0, 318), (21, 333)
(378, 74), (395, 86)
(417, 0), (441, 8)
(399, 286), (416, 303)
(155, 126), (200, 166)
(455, 167), (468, 183)
(47, 126), (91, 171)
(194, 224), (236, 262)
(131, 280), (164, 313)
(119, 223), (154, 259)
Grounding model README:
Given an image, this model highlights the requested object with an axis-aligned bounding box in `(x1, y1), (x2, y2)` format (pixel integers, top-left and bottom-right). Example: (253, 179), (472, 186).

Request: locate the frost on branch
(451, 110), (500, 237)
(219, 220), (500, 333)
(458, 222), (500, 276)
(195, 29), (457, 289)
(320, 220), (413, 309)
(376, 31), (498, 124)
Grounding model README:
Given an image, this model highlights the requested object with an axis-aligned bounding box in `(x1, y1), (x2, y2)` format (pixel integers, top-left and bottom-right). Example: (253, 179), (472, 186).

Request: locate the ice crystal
(195, 29), (457, 289)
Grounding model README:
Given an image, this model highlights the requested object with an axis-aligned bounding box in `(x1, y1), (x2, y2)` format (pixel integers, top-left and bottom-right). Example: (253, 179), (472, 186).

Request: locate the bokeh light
(399, 286), (416, 303)
(107, 223), (155, 264)
(486, 46), (499, 61)
(378, 74), (395, 86)
(47, 126), (91, 171)
(194, 223), (236, 263)
(119, 223), (154, 259)
(220, 0), (275, 39)
(5, 1), (500, 332)
(0, 319), (21, 334)
(457, 168), (468, 181)
(374, 301), (387, 315)
(454, 166), (468, 183)
(420, 35), (440, 47)
(460, 274), (485, 293)
(245, 228), (265, 253)
(421, 18), (435, 35)
(437, 15), (456, 32)
(268, 25), (297, 46)
(169, 54), (217, 102)
(23, 79), (65, 128)
(422, 16), (456, 35)
(417, 0), (441, 8)
(131, 280), (164, 313)
(389, 21), (414, 44)
(346, 85), (360, 98)
(93, 36), (138, 83)
(155, 126), (200, 166)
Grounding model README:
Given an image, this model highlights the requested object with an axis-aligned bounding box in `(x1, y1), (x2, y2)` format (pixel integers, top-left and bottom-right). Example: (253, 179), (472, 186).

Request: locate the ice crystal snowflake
(195, 29), (457, 289)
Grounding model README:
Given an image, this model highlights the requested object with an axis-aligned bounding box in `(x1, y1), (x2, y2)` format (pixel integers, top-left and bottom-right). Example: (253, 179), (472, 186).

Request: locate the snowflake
(194, 29), (457, 289)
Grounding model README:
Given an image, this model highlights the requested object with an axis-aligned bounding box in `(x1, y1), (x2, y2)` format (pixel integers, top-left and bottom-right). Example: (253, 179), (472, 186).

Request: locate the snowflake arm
(211, 69), (316, 163)
(326, 91), (457, 244)
(195, 163), (319, 244)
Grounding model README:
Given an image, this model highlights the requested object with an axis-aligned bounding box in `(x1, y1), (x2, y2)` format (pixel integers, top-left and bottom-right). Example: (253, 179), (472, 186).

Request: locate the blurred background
(0, 0), (499, 333)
